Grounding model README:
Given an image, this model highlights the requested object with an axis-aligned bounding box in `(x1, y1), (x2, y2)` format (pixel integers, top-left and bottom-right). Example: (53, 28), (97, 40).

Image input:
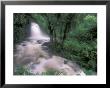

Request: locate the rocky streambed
(14, 39), (85, 75)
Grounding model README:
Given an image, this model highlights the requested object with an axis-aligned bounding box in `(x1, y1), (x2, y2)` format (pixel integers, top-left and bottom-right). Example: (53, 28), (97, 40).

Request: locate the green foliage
(83, 15), (97, 29)
(41, 69), (64, 75)
(83, 68), (97, 75)
(62, 38), (97, 71)
(73, 27), (97, 42)
(14, 66), (63, 75)
(14, 66), (33, 75)
(14, 13), (30, 44)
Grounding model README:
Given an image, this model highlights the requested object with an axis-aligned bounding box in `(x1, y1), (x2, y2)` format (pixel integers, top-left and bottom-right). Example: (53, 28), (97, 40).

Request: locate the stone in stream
(42, 42), (50, 47)
(21, 43), (26, 46)
(37, 40), (43, 44)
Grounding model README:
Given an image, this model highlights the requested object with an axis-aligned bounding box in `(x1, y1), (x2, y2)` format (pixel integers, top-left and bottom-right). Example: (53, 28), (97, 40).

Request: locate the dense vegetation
(14, 13), (97, 75)
(14, 66), (64, 75)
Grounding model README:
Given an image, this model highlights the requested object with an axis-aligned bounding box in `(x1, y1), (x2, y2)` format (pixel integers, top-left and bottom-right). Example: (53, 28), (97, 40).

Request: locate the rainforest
(14, 13), (97, 75)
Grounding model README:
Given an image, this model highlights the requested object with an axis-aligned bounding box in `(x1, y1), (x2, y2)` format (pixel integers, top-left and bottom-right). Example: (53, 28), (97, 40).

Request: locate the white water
(29, 22), (50, 42)
(14, 22), (86, 75)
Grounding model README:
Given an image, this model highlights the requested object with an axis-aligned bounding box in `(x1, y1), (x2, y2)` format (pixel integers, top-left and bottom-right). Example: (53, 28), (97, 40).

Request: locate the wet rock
(37, 40), (43, 44)
(64, 60), (68, 64)
(21, 43), (26, 46)
(42, 42), (50, 46)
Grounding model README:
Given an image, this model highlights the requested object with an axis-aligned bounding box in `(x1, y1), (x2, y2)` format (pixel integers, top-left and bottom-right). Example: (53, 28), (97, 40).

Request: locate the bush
(14, 66), (33, 75)
(14, 13), (30, 44)
(61, 36), (97, 72)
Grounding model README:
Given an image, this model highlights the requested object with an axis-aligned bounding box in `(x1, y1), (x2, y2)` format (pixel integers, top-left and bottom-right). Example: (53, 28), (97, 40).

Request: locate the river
(14, 21), (86, 75)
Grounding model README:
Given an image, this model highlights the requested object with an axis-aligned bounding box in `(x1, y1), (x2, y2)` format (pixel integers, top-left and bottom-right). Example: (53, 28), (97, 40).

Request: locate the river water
(14, 22), (85, 75)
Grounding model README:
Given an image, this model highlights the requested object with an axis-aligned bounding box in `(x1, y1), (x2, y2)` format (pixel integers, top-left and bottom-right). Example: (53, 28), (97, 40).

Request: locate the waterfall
(29, 22), (50, 43)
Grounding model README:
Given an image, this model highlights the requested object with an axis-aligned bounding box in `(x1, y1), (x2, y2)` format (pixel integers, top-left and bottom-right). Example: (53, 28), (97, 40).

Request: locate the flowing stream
(14, 21), (86, 75)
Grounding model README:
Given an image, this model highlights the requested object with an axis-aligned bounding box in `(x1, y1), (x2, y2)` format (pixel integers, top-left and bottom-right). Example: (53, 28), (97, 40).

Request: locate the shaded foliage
(14, 13), (31, 44)
(14, 66), (33, 75)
